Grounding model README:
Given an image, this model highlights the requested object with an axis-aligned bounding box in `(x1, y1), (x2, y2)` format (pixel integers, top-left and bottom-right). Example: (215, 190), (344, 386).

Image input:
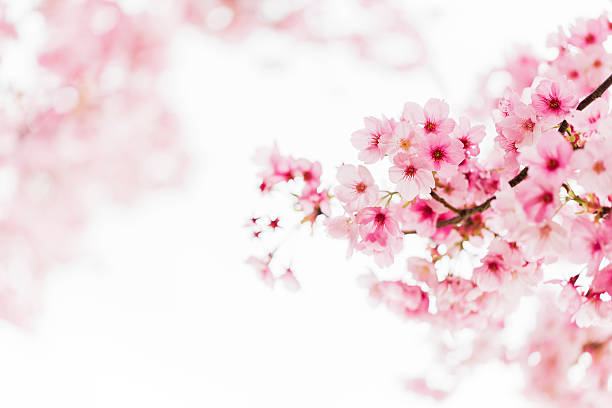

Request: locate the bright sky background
(0, 0), (610, 407)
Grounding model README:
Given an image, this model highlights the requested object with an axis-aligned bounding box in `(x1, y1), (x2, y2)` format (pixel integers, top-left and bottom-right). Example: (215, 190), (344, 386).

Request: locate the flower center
(546, 158), (559, 171)
(540, 192), (554, 203)
(303, 171), (312, 181)
(404, 166), (416, 178)
(593, 161), (606, 174)
(355, 182), (367, 193)
(522, 119), (535, 131)
(547, 98), (561, 111)
(585, 33), (596, 44)
(487, 262), (499, 272)
(460, 138), (470, 148)
(374, 213), (386, 225)
(569, 70), (579, 79)
(400, 139), (411, 150)
(432, 148), (445, 161)
(594, 59), (602, 68)
(424, 122), (436, 132)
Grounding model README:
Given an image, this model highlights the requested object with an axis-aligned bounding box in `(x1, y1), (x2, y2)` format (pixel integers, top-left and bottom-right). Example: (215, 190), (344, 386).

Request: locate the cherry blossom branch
(405, 73), (612, 235)
(403, 167), (529, 234)
(559, 72), (612, 134)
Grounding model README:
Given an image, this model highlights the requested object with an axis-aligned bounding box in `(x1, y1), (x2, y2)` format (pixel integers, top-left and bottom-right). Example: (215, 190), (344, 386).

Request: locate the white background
(0, 1), (609, 406)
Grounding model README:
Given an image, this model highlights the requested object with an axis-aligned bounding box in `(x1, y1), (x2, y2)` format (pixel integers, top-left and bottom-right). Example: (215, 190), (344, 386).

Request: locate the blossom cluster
(249, 12), (612, 407)
(0, 0), (187, 323)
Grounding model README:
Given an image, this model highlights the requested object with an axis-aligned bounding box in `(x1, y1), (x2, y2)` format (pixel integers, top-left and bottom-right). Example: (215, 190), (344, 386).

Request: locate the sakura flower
(496, 100), (539, 147)
(515, 179), (560, 223)
(379, 121), (419, 156)
(295, 159), (322, 190)
(520, 132), (573, 184)
(531, 79), (578, 118)
(571, 136), (612, 200)
(326, 215), (359, 257)
(368, 279), (430, 319)
(356, 206), (400, 247)
(518, 220), (568, 262)
(452, 117), (485, 157)
(351, 116), (394, 163)
(568, 216), (612, 274)
(473, 252), (510, 292)
(402, 98), (455, 137)
(298, 189), (330, 225)
(592, 264), (612, 295)
(568, 17), (606, 48)
(417, 133), (464, 177)
(388, 153), (434, 201)
(334, 164), (379, 211)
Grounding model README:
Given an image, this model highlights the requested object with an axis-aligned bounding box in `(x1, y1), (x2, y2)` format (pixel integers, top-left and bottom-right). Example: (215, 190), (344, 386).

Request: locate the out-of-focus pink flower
(520, 132), (573, 184)
(515, 179), (560, 223)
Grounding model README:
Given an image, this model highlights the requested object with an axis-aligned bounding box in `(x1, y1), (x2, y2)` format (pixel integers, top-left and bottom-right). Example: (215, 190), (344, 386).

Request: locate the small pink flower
(453, 117), (485, 157)
(473, 253), (510, 292)
(568, 17), (606, 48)
(571, 136), (612, 200)
(335, 164), (379, 211)
(402, 98), (455, 137)
(379, 121), (419, 156)
(356, 206), (400, 247)
(520, 132), (572, 184)
(531, 79), (578, 118)
(326, 215), (359, 257)
(417, 133), (464, 177)
(568, 216), (612, 274)
(388, 153), (434, 201)
(515, 179), (560, 223)
(295, 159), (322, 189)
(368, 279), (430, 318)
(351, 116), (394, 163)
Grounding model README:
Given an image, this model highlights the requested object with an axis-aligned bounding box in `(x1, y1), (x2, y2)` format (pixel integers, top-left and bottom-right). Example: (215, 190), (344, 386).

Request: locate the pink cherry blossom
(402, 98), (456, 137)
(417, 133), (464, 177)
(379, 121), (419, 156)
(356, 206), (400, 247)
(531, 79), (578, 118)
(334, 164), (379, 211)
(351, 116), (394, 163)
(473, 251), (511, 292)
(520, 132), (573, 183)
(453, 117), (485, 157)
(516, 179), (560, 223)
(388, 153), (434, 201)
(571, 137), (612, 200)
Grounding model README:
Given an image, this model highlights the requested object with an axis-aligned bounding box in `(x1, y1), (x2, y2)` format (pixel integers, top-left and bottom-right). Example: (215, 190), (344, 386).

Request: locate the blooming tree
(248, 13), (612, 407)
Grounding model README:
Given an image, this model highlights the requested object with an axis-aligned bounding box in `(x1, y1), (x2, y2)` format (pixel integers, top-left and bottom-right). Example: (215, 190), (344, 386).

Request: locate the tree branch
(559, 73), (612, 134)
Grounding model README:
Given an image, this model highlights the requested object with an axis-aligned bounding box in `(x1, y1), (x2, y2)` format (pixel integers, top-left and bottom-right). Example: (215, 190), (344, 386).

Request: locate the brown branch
(559, 73), (612, 134)
(430, 191), (461, 214)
